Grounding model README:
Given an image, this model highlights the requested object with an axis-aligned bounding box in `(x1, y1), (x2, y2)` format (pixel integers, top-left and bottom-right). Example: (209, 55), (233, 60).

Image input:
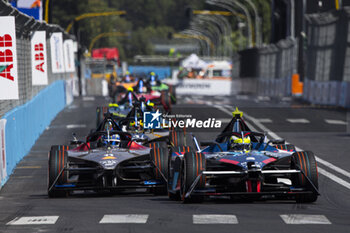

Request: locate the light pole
(175, 31), (212, 56)
(65, 11), (126, 33)
(88, 32), (129, 54)
(187, 26), (216, 56)
(191, 18), (221, 56)
(209, 0), (253, 48)
(290, 0), (295, 38)
(192, 8), (235, 57)
(197, 15), (228, 57)
(183, 30), (212, 56)
(213, 14), (233, 57)
(241, 0), (262, 46)
(206, 0), (247, 50)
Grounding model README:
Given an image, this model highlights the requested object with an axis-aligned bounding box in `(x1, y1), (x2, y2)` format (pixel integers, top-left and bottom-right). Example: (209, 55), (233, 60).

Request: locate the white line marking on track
(236, 95), (249, 100)
(66, 124), (87, 129)
(315, 156), (350, 179)
(193, 215), (238, 224)
(281, 97), (292, 102)
(68, 105), (78, 109)
(216, 105), (350, 190)
(256, 118), (273, 123)
(257, 96), (271, 101)
(83, 96), (95, 101)
(286, 118), (310, 124)
(280, 215), (331, 224)
(317, 167), (350, 189)
(7, 216), (59, 225)
(99, 214), (149, 224)
(217, 118), (232, 123)
(325, 119), (347, 125)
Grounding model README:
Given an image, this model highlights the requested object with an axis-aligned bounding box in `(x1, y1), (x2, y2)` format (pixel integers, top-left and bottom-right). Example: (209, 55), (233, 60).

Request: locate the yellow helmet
(230, 136), (251, 152)
(231, 136), (251, 144)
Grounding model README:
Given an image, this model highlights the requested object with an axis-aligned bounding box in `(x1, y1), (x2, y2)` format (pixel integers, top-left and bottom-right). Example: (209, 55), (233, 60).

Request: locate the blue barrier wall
(128, 66), (171, 79)
(2, 80), (66, 181)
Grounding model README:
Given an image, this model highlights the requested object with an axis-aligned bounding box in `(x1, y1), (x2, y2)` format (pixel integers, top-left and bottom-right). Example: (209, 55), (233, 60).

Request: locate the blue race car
(166, 109), (319, 203)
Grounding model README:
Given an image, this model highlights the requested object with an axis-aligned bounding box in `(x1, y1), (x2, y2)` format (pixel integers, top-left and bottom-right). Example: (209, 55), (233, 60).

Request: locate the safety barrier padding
(2, 80), (66, 182)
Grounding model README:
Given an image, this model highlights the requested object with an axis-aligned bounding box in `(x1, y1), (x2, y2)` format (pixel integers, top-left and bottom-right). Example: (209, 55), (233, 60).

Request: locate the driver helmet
(125, 71), (131, 82)
(230, 135), (251, 152)
(102, 134), (121, 146)
(149, 72), (157, 86)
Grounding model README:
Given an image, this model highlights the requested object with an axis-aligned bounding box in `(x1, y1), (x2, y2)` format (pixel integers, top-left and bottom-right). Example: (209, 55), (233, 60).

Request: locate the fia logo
(34, 43), (45, 72)
(0, 34), (14, 81)
(143, 109), (162, 129)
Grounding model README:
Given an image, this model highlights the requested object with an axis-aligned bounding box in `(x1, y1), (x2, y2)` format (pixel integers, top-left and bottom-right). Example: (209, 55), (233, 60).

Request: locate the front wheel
(180, 152), (206, 203)
(48, 145), (70, 198)
(291, 151), (318, 203)
(150, 146), (169, 195)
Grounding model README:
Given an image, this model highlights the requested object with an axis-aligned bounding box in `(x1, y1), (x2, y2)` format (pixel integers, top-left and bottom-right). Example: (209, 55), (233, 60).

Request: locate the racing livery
(47, 116), (169, 197)
(167, 109), (319, 203)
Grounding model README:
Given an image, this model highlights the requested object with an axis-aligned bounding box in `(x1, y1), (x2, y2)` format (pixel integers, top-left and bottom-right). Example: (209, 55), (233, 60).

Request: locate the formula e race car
(133, 73), (176, 104)
(47, 116), (169, 197)
(166, 109), (319, 203)
(96, 93), (155, 128)
(113, 87), (172, 113)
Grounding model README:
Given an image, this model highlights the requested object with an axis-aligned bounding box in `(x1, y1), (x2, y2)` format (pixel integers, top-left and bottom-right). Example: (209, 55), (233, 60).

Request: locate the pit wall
(0, 80), (70, 189)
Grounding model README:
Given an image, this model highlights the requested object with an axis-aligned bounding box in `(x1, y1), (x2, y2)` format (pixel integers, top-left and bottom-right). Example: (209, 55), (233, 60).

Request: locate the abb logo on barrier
(0, 34), (14, 81)
(34, 43), (45, 72)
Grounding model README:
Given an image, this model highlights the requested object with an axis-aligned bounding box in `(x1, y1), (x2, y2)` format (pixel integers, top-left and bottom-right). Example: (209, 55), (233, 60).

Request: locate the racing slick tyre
(170, 128), (196, 149)
(150, 146), (169, 195)
(48, 145), (71, 198)
(291, 151), (318, 203)
(181, 152), (206, 203)
(148, 141), (168, 150)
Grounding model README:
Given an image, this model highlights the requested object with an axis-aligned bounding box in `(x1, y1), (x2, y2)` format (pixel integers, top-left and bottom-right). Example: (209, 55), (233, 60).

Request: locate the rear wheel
(291, 151), (318, 203)
(48, 145), (70, 198)
(150, 146), (169, 195)
(169, 128), (195, 148)
(180, 152), (206, 203)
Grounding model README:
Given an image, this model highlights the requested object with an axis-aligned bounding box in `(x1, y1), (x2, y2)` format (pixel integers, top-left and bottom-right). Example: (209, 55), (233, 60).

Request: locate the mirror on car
(70, 132), (84, 145)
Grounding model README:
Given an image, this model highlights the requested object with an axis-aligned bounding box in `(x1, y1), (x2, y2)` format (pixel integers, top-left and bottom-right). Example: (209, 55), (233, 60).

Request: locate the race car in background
(95, 93), (155, 128)
(114, 87), (172, 113)
(165, 108), (319, 203)
(133, 72), (176, 104)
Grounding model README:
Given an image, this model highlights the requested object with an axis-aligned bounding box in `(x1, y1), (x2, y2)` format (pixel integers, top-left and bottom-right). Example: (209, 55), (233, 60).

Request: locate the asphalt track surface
(0, 95), (350, 233)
